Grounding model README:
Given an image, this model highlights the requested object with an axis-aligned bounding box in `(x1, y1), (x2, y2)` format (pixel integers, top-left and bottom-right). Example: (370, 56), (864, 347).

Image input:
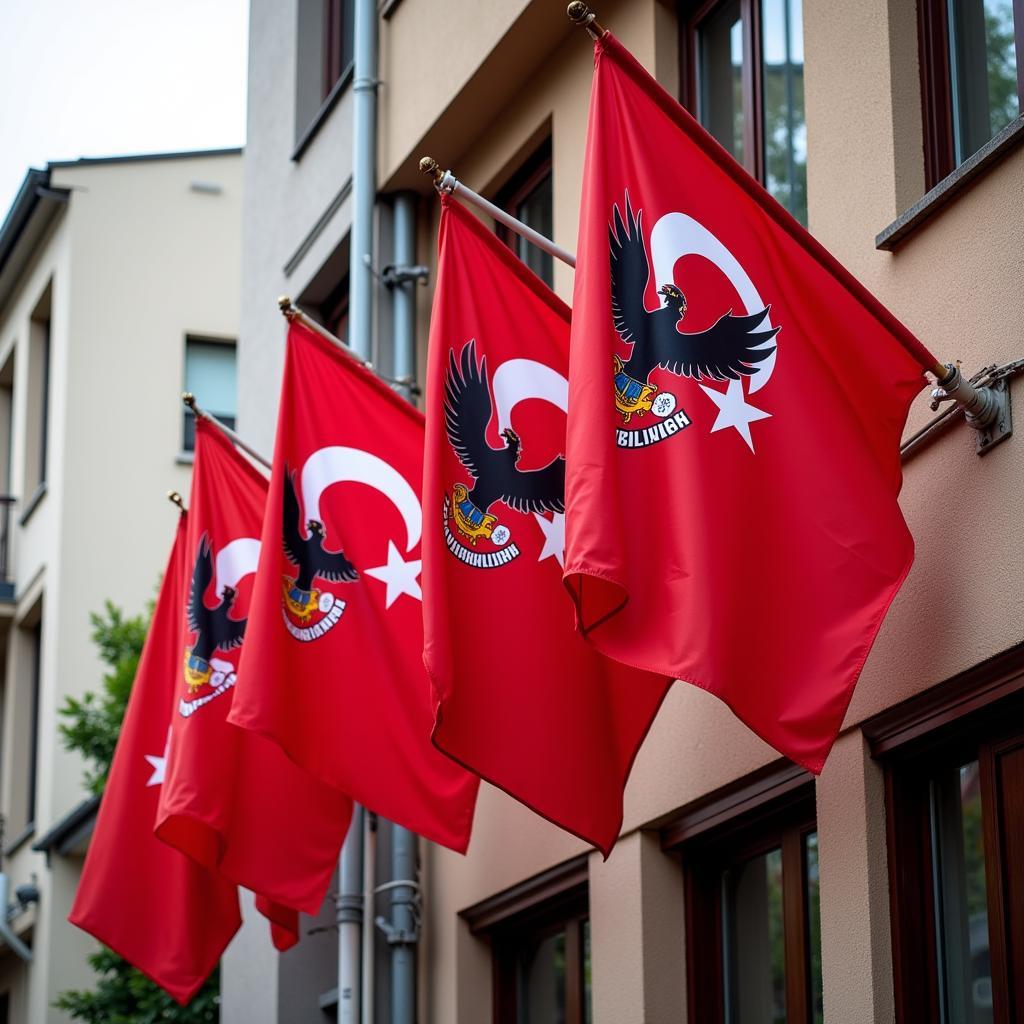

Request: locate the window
(663, 763), (823, 1023)
(294, 0), (355, 150)
(681, 0), (808, 223)
(495, 141), (555, 289)
(462, 856), (592, 1024)
(24, 283), (51, 504)
(919, 0), (1022, 187)
(865, 645), (1024, 1023)
(183, 337), (236, 453)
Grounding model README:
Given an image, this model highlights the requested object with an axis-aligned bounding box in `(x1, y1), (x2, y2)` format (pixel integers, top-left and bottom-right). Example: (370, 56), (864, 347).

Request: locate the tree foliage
(53, 949), (219, 1023)
(57, 601), (149, 796)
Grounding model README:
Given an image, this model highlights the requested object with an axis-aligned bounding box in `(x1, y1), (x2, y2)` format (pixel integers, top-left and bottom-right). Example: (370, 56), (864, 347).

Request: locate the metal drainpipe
(386, 192), (421, 1024)
(337, 805), (364, 1024)
(348, 0), (378, 361)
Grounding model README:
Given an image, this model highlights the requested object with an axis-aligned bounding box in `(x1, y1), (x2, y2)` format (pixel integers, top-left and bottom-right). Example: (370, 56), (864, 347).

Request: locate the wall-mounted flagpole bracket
(930, 363), (1013, 455)
(381, 264), (429, 288)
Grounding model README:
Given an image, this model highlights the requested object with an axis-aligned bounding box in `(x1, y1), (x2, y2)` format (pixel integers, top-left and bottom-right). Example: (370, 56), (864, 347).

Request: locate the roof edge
(48, 145), (244, 170)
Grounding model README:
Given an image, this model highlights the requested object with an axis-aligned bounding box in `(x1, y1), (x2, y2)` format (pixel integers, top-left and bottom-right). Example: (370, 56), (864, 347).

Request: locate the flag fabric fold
(563, 33), (935, 772)
(155, 419), (351, 936)
(69, 515), (241, 1005)
(424, 196), (672, 855)
(229, 321), (479, 851)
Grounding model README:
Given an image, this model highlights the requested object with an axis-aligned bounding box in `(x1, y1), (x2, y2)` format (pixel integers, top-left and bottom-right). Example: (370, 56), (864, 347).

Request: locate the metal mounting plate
(975, 377), (1012, 455)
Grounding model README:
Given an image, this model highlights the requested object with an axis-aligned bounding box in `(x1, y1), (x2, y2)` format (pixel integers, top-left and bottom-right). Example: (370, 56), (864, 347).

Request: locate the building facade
(0, 149), (243, 1023)
(231, 0), (1024, 1021)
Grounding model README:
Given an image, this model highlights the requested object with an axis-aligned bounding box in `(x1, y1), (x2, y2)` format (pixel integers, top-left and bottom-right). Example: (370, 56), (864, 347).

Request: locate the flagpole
(278, 297), (420, 395)
(181, 393), (272, 471)
(419, 157), (577, 269)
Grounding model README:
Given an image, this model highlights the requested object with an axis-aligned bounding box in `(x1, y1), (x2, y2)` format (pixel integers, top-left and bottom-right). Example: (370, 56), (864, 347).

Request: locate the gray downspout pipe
(337, 806), (364, 1024)
(348, 0), (379, 361)
(388, 191), (420, 1024)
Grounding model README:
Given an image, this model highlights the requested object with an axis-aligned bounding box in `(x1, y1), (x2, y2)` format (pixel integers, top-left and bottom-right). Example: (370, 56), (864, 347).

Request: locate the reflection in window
(723, 847), (786, 1023)
(805, 834), (824, 1024)
(949, 0), (1020, 163)
(931, 760), (993, 1023)
(761, 0), (807, 223)
(517, 928), (567, 1024)
(693, 0), (807, 223)
(699, 0), (746, 165)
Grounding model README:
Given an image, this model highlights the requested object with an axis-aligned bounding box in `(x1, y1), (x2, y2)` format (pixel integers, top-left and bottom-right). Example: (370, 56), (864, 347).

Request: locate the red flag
(564, 34), (935, 772)
(69, 515), (241, 1005)
(228, 322), (478, 851)
(423, 196), (671, 855)
(155, 420), (351, 940)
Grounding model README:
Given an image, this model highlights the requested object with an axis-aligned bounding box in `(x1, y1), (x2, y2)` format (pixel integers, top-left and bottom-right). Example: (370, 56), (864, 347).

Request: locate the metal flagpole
(181, 393), (271, 470)
(419, 157), (577, 269)
(278, 297), (420, 395)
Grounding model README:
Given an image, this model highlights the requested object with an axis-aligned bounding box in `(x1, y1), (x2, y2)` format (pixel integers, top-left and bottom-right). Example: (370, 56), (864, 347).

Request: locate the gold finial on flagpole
(567, 2), (605, 38)
(167, 490), (186, 512)
(278, 295), (298, 320)
(182, 391), (197, 412)
(419, 157), (444, 186)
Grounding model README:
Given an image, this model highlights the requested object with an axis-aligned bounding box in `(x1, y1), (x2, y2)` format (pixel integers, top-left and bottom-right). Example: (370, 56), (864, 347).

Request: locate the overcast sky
(0, 0), (248, 222)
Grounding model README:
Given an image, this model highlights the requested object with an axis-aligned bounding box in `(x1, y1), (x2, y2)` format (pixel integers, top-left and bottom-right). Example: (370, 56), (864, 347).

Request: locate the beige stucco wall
(0, 150), (242, 1022)
(373, 0), (1024, 1021)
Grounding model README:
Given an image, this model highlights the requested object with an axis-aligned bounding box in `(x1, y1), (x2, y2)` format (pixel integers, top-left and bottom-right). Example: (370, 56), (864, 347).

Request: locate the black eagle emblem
(184, 536), (247, 691)
(444, 340), (565, 533)
(282, 468), (359, 592)
(609, 195), (778, 420)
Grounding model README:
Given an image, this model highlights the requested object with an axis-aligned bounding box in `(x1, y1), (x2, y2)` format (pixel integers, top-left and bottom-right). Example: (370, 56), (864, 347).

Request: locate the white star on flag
(533, 512), (566, 568)
(365, 540), (422, 608)
(699, 379), (771, 452)
(144, 728), (171, 787)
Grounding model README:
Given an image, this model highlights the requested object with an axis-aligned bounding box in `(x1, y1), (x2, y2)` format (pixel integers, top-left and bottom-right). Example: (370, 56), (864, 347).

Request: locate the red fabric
(229, 322), (478, 851)
(564, 34), (934, 773)
(155, 420), (351, 943)
(69, 516), (241, 1005)
(424, 197), (672, 855)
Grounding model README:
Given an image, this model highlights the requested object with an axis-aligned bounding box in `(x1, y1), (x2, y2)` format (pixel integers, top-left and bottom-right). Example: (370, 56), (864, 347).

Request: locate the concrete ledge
(876, 115), (1024, 251)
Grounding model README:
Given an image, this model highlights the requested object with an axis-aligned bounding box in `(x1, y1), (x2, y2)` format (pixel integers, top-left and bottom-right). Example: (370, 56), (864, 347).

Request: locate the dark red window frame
(322, 0), (355, 101)
(462, 855), (590, 1024)
(678, 0), (766, 183)
(917, 0), (1024, 189)
(662, 762), (820, 1024)
(864, 644), (1024, 1023)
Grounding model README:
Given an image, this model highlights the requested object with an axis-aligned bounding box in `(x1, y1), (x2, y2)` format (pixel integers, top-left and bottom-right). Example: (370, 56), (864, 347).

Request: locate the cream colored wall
(0, 151), (243, 1022)
(373, 0), (1024, 1022)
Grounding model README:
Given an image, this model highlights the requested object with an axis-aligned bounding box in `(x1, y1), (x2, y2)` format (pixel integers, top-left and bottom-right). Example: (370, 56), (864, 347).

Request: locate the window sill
(3, 822), (36, 857)
(18, 482), (47, 526)
(876, 114), (1024, 251)
(175, 451), (195, 466)
(291, 63), (354, 162)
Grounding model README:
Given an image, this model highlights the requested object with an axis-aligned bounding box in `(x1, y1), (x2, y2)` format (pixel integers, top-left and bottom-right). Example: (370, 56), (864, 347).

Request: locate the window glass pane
(930, 759), (993, 1024)
(761, 0), (808, 223)
(949, 0), (1020, 163)
(698, 0), (746, 164)
(515, 171), (554, 288)
(723, 846), (786, 1024)
(185, 340), (237, 418)
(805, 833), (824, 1024)
(517, 927), (566, 1024)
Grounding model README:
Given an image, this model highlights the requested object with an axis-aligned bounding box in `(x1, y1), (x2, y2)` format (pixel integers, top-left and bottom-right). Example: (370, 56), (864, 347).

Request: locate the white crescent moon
(301, 446), (421, 553)
(216, 537), (262, 591)
(492, 358), (569, 434)
(649, 212), (776, 393)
